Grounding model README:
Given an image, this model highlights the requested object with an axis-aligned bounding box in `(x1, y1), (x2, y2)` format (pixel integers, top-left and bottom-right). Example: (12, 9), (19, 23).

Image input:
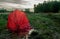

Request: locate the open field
(0, 13), (60, 39)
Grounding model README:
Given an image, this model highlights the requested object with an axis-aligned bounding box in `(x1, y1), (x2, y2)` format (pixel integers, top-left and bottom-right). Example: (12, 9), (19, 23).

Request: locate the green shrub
(0, 13), (60, 39)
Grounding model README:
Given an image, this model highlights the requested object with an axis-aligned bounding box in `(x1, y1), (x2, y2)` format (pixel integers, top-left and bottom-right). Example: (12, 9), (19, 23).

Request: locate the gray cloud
(0, 0), (29, 4)
(0, 0), (45, 8)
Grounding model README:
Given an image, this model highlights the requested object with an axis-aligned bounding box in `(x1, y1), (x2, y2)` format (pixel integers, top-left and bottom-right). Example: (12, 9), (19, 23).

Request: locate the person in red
(7, 9), (32, 39)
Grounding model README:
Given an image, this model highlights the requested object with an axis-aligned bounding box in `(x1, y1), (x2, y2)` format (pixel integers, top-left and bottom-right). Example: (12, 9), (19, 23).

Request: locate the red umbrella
(7, 9), (32, 35)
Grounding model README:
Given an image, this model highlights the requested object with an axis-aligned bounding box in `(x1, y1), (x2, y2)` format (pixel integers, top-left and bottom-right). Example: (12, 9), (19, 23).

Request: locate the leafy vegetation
(0, 13), (60, 39)
(27, 13), (60, 39)
(34, 1), (60, 13)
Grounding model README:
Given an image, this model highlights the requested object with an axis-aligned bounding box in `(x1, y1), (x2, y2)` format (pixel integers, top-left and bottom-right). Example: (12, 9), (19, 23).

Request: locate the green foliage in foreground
(27, 13), (60, 39)
(0, 13), (60, 39)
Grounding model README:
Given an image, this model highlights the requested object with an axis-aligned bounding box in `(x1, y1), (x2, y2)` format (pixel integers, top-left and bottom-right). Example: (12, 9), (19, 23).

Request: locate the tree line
(34, 1), (60, 13)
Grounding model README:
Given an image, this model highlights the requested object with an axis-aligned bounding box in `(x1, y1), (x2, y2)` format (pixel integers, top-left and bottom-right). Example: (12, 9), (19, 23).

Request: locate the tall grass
(0, 13), (60, 39)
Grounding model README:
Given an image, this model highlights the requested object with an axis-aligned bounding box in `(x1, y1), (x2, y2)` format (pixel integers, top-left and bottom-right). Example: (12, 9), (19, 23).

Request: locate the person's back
(7, 9), (32, 39)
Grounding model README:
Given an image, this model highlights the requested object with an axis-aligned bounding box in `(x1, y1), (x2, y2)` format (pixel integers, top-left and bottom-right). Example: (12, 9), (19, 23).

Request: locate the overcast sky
(0, 0), (48, 8)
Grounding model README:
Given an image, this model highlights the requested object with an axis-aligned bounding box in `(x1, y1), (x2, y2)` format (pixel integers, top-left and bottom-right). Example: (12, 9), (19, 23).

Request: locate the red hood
(7, 9), (32, 32)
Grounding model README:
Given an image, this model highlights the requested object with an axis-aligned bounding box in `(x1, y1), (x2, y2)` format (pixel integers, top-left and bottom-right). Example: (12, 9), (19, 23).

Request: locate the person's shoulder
(12, 9), (26, 15)
(15, 9), (26, 15)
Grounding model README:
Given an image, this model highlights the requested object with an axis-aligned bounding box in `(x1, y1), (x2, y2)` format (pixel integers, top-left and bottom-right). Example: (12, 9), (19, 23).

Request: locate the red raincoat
(7, 9), (32, 34)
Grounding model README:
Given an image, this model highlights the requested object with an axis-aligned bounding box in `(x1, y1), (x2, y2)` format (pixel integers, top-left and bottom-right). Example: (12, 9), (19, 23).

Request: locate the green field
(0, 13), (60, 39)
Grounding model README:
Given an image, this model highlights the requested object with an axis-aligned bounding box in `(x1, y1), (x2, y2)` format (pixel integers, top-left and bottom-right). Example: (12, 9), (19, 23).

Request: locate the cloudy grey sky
(0, 0), (47, 8)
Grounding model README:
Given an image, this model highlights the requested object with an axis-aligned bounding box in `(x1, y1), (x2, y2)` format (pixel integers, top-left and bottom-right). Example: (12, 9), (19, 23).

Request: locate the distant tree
(24, 9), (31, 13)
(34, 1), (60, 13)
(34, 4), (37, 13)
(0, 8), (7, 13)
